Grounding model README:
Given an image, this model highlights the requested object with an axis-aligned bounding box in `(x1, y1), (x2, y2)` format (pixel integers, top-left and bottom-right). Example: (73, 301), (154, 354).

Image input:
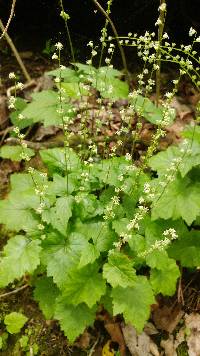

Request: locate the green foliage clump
(0, 120), (199, 341)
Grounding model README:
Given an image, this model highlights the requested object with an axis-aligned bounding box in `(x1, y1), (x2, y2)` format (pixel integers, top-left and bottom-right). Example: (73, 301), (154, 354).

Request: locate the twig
(91, 0), (130, 84)
(0, 19), (32, 82)
(0, 126), (14, 146)
(88, 336), (100, 356)
(5, 132), (134, 150)
(0, 0), (16, 41)
(0, 284), (29, 299)
(6, 79), (36, 97)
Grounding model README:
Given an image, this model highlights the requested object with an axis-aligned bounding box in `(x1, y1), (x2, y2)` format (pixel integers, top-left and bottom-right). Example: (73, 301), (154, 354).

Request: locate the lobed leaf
(0, 236), (41, 287)
(112, 276), (155, 333)
(55, 297), (96, 343)
(34, 277), (59, 319)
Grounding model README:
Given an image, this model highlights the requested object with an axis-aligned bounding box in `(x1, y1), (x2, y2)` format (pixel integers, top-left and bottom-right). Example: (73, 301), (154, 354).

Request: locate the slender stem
(59, 0), (76, 64)
(0, 0), (16, 40)
(91, 0), (130, 84)
(156, 0), (166, 106)
(0, 19), (32, 82)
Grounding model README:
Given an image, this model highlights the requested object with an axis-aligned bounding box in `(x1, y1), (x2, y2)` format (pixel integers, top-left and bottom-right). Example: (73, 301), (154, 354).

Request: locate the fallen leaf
(185, 313), (200, 356)
(105, 322), (126, 356)
(152, 305), (184, 333)
(170, 97), (194, 120)
(160, 335), (177, 356)
(144, 322), (159, 336)
(122, 323), (152, 356)
(34, 125), (60, 141)
(102, 340), (115, 356)
(75, 330), (91, 349)
(149, 340), (160, 356)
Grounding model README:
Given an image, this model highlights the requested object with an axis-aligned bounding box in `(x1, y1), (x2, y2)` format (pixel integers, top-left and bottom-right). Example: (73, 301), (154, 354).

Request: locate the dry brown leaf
(185, 313), (200, 356)
(160, 335), (177, 356)
(149, 340), (160, 356)
(105, 322), (126, 356)
(144, 322), (159, 336)
(34, 125), (60, 142)
(75, 330), (91, 349)
(152, 305), (184, 333)
(122, 323), (153, 356)
(170, 97), (194, 120)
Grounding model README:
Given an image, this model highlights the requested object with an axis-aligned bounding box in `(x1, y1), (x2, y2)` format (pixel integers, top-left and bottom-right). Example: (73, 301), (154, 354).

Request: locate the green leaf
(79, 242), (100, 268)
(0, 236), (41, 287)
(74, 194), (103, 220)
(182, 124), (200, 143)
(168, 230), (200, 267)
(45, 233), (88, 289)
(0, 145), (35, 161)
(73, 62), (97, 75)
(21, 90), (75, 126)
(61, 82), (89, 98)
(100, 287), (113, 315)
(149, 143), (200, 177)
(93, 157), (130, 187)
(55, 297), (96, 342)
(0, 192), (40, 232)
(150, 260), (180, 296)
(10, 97), (33, 129)
(95, 77), (129, 99)
(97, 66), (122, 79)
(40, 147), (80, 174)
(34, 277), (59, 319)
(62, 263), (106, 307)
(42, 196), (73, 235)
(103, 252), (136, 288)
(74, 221), (117, 252)
(49, 173), (78, 196)
(149, 146), (180, 175)
(130, 95), (175, 125)
(10, 171), (47, 192)
(4, 312), (28, 334)
(146, 250), (173, 270)
(151, 175), (200, 225)
(112, 218), (129, 236)
(112, 276), (155, 333)
(47, 67), (79, 82)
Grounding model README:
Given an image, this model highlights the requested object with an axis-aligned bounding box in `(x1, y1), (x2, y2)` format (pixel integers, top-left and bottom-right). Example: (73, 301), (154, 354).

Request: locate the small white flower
(18, 114), (24, 120)
(9, 72), (16, 79)
(38, 224), (45, 230)
(155, 18), (162, 26)
(87, 41), (93, 47)
(16, 82), (24, 90)
(55, 42), (63, 50)
(189, 27), (196, 37)
(159, 3), (166, 12)
(54, 77), (61, 83)
(125, 153), (132, 161)
(163, 32), (169, 39)
(13, 126), (20, 134)
(52, 53), (58, 60)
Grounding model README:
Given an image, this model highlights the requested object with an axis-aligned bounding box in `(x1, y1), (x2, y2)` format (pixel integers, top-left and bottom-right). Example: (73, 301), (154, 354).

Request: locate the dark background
(0, 0), (200, 64)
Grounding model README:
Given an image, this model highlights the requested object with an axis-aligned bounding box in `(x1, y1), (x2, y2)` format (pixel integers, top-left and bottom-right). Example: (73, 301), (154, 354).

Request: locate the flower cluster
(139, 228), (178, 258)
